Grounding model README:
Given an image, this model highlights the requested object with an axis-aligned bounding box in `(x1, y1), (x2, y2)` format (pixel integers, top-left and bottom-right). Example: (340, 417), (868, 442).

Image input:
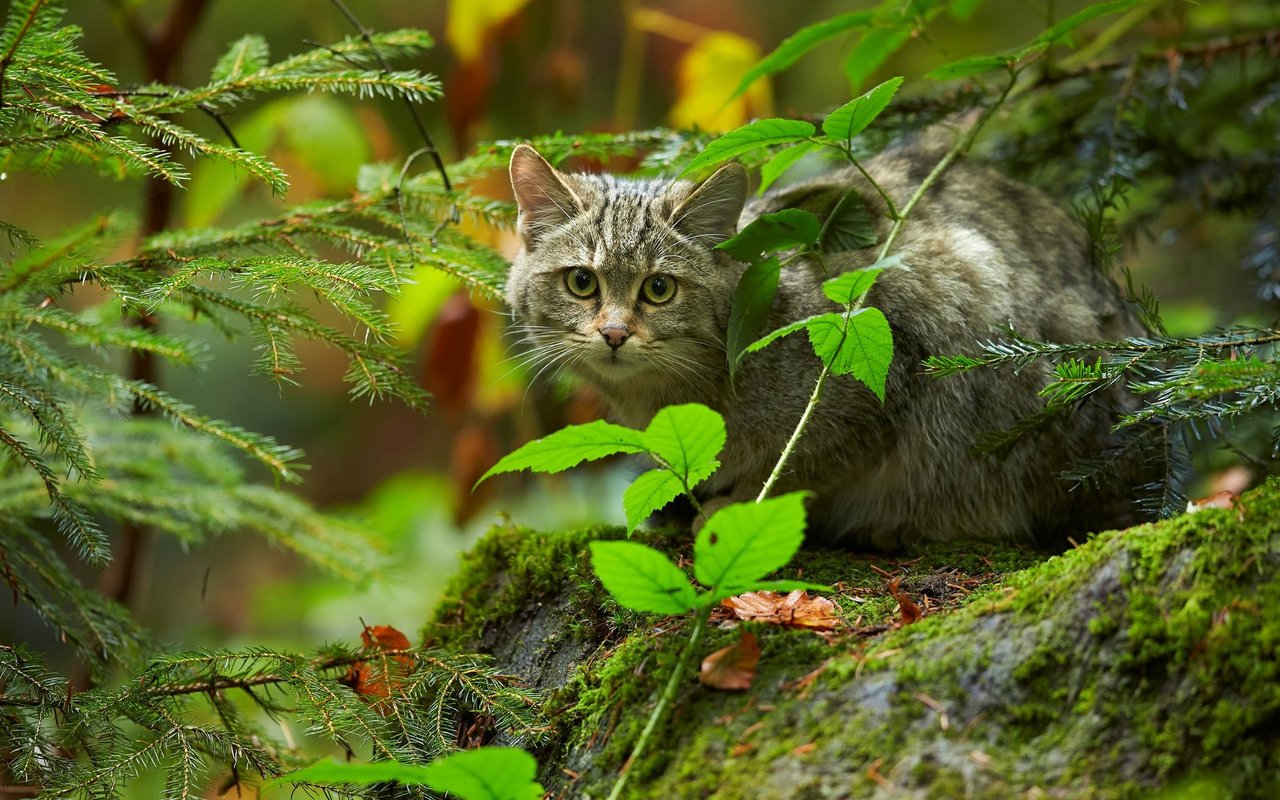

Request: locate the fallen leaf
(729, 742), (755, 758)
(719, 590), (842, 632)
(792, 742), (817, 756)
(341, 624), (416, 705)
(1186, 489), (1245, 520)
(700, 631), (761, 691)
(888, 577), (922, 626)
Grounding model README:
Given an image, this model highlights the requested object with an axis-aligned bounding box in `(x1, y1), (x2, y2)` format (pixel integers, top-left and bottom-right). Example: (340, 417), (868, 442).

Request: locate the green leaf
(623, 469), (686, 534)
(476, 420), (645, 486)
(822, 267), (883, 306)
(420, 748), (545, 800)
(818, 188), (878, 253)
(590, 541), (700, 614)
(1031, 0), (1143, 46)
(727, 257), (781, 378)
(278, 95), (372, 191)
(821, 254), (902, 304)
(276, 750), (544, 800)
(844, 30), (910, 94)
(758, 141), (818, 195)
(680, 119), (815, 177)
(733, 579), (833, 595)
(927, 52), (1018, 80)
(642, 403), (726, 487)
(729, 11), (875, 100)
(693, 493), (808, 594)
(821, 77), (904, 145)
(717, 209), (821, 261)
(212, 34), (269, 83)
(743, 313), (828, 355)
(807, 308), (895, 402)
(949, 0), (987, 21)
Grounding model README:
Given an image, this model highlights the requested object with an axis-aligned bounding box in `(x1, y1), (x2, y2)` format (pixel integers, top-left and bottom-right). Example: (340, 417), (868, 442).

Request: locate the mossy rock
(424, 480), (1280, 799)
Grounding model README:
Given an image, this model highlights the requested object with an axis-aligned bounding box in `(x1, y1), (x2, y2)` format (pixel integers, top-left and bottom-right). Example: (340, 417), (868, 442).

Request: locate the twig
(327, 0), (454, 196)
(0, 0), (50, 107)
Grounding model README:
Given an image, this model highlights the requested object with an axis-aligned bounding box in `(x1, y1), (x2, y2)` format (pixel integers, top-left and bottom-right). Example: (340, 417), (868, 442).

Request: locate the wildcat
(504, 140), (1156, 549)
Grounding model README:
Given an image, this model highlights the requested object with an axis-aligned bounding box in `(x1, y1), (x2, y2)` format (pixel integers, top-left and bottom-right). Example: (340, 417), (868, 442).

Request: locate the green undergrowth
(424, 479), (1280, 798)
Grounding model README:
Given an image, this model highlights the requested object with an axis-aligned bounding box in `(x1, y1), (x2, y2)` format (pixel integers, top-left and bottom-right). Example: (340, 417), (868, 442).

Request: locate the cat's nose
(600, 325), (629, 349)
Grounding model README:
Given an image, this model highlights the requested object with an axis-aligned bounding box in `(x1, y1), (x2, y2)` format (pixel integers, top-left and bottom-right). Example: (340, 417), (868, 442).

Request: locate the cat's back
(728, 144), (1152, 548)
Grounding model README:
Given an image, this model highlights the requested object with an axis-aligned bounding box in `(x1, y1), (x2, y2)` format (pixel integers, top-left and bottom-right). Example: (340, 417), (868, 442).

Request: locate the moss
(424, 479), (1280, 798)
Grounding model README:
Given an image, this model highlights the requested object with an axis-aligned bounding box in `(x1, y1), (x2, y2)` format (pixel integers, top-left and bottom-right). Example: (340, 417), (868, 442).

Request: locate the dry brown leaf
(888, 577), (922, 626)
(341, 624), (415, 704)
(792, 742), (817, 757)
(699, 631), (760, 691)
(729, 742), (756, 758)
(1187, 489), (1245, 520)
(719, 590), (842, 632)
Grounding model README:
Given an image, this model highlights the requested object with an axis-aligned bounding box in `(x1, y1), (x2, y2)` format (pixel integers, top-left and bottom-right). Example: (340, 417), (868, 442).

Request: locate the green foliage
(481, 404), (725, 534)
(692, 493), (809, 601)
(679, 118), (815, 176)
(2, 641), (547, 799)
(820, 77), (904, 147)
(276, 748), (544, 800)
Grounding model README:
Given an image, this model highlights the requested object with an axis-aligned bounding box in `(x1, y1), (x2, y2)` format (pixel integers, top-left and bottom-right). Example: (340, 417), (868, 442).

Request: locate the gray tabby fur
(505, 142), (1154, 549)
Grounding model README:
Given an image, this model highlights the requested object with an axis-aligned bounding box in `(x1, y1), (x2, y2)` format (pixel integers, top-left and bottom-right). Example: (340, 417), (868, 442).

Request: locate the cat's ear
(510, 144), (583, 249)
(668, 162), (749, 247)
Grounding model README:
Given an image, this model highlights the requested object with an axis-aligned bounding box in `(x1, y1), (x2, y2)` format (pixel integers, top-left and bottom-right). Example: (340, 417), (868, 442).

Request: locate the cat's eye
(564, 267), (598, 298)
(641, 274), (676, 304)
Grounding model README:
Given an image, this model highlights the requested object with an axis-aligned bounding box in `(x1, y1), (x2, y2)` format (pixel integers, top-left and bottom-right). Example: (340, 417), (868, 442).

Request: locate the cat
(504, 139), (1157, 549)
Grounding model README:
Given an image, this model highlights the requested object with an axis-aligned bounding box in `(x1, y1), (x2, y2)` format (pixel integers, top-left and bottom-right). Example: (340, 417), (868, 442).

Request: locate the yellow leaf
(631, 10), (772, 131)
(670, 31), (772, 131)
(446, 0), (531, 64)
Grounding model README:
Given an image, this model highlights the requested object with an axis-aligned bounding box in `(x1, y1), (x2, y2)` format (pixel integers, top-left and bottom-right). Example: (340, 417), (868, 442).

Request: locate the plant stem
(761, 71), (1019, 503)
(606, 609), (708, 800)
(757, 364), (830, 502)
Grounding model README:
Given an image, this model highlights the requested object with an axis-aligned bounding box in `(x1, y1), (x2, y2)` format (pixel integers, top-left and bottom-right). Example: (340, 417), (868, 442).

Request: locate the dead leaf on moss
(1186, 489), (1245, 520)
(700, 630), (760, 691)
(718, 590), (842, 631)
(888, 577), (922, 626)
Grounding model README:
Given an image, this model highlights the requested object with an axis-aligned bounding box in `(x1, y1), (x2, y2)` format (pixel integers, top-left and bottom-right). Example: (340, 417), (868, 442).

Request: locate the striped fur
(506, 143), (1156, 549)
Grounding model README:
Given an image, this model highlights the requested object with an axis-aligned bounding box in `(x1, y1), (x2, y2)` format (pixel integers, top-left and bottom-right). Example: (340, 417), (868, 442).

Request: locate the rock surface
(425, 481), (1280, 799)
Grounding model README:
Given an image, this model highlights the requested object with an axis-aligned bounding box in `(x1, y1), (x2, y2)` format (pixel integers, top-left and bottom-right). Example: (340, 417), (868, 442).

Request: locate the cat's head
(505, 144), (748, 406)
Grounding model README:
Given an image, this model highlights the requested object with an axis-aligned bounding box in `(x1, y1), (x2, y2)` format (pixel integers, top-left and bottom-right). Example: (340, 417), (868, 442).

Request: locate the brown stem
(97, 0), (211, 620)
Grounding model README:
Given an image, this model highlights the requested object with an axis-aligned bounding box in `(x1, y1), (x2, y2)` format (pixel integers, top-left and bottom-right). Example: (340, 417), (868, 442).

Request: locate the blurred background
(1, 0), (1275, 667)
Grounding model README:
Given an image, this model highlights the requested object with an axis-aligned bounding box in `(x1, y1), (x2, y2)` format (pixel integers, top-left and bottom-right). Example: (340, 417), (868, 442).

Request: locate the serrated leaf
(276, 750), (544, 800)
(844, 30), (910, 93)
(822, 267), (883, 306)
(743, 313), (827, 355)
(623, 469), (686, 534)
(681, 119), (815, 177)
(821, 77), (903, 145)
(590, 541), (700, 614)
(1031, 0), (1142, 46)
(821, 254), (902, 305)
(212, 34), (269, 83)
(807, 308), (894, 402)
(729, 11), (875, 100)
(420, 747), (545, 800)
(758, 141), (818, 195)
(717, 209), (821, 261)
(818, 188), (878, 253)
(727, 257), (781, 377)
(476, 420), (645, 485)
(693, 493), (808, 595)
(642, 403), (726, 487)
(927, 43), (1048, 80)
